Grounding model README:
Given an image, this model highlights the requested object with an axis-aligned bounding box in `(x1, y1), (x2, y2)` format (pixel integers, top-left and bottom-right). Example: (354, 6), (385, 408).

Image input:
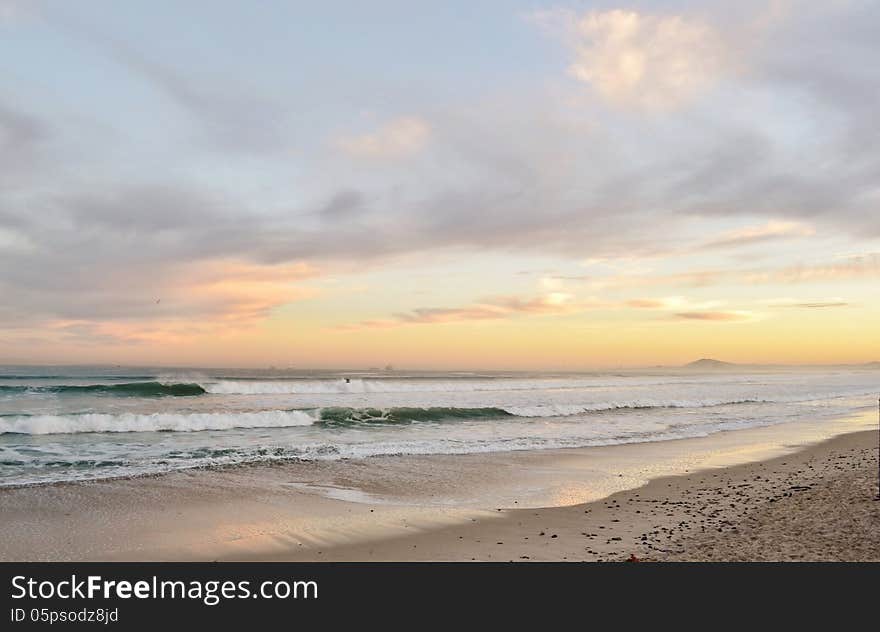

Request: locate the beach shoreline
(287, 428), (879, 562)
(1, 409), (878, 562)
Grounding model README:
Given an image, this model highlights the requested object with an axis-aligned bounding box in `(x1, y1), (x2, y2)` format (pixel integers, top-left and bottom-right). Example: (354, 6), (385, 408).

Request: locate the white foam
(0, 409), (318, 435)
(203, 378), (630, 395)
(501, 399), (762, 417)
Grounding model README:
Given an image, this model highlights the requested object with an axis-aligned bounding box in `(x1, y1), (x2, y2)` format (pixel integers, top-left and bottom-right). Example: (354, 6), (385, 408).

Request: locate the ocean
(0, 365), (877, 486)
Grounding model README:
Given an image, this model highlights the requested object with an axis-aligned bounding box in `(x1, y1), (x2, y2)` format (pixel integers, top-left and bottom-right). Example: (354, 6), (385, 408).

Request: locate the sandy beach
(297, 428), (879, 562)
(3, 0), (880, 581)
(1, 410), (878, 562)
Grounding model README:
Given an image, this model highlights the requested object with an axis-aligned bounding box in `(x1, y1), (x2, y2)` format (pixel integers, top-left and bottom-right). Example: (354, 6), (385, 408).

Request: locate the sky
(1, 0), (879, 369)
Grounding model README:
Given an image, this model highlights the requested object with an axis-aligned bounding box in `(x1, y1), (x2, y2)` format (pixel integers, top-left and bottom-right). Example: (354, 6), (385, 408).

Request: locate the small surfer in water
(344, 378), (351, 384)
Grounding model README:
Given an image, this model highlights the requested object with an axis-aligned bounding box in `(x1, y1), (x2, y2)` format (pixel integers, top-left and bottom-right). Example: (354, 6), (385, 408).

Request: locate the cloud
(0, 225), (34, 252)
(0, 182), (321, 332)
(745, 254), (880, 284)
(336, 117), (431, 159)
(576, 252), (880, 293)
(535, 9), (730, 109)
(3, 259), (317, 325)
(47, 13), (290, 153)
(584, 270), (729, 291)
(3, 1), (880, 353)
(0, 0), (29, 22)
(337, 292), (595, 330)
(0, 104), (43, 148)
(700, 220), (815, 250)
(170, 260), (319, 321)
(8, 2), (880, 270)
(626, 296), (723, 310)
(340, 290), (758, 331)
(0, 259), (319, 347)
(495, 291), (582, 311)
(763, 298), (849, 308)
(626, 298), (668, 309)
(0, 103), (48, 187)
(317, 190), (366, 219)
(539, 276), (565, 290)
(674, 311), (755, 322)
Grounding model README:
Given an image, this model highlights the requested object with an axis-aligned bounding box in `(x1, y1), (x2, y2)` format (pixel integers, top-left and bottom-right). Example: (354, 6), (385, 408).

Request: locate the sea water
(1, 365), (877, 486)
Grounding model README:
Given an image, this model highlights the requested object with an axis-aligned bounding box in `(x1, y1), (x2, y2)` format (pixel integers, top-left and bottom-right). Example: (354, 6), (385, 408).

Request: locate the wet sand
(1, 418), (877, 562)
(270, 429), (879, 562)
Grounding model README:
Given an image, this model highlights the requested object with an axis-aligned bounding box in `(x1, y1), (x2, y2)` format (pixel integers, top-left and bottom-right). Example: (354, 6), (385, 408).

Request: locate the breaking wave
(0, 399), (784, 435)
(0, 382), (206, 397)
(0, 410), (318, 435)
(202, 378), (626, 395)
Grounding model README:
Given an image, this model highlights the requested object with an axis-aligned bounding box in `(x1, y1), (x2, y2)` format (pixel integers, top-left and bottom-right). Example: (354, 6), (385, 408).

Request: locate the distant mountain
(684, 358), (737, 369)
(679, 359), (880, 370)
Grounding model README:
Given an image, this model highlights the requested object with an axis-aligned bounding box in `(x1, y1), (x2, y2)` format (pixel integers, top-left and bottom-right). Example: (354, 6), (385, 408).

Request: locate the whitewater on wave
(0, 395), (856, 436)
(0, 382), (206, 397)
(0, 376), (738, 397)
(0, 409), (318, 435)
(198, 376), (762, 395)
(2, 366), (879, 485)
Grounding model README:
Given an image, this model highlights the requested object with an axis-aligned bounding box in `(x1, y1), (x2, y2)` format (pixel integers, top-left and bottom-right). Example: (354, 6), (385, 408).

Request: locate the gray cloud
(318, 190), (366, 219)
(0, 104), (49, 188)
(48, 12), (291, 154)
(2, 1), (880, 334)
(0, 104), (43, 149)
